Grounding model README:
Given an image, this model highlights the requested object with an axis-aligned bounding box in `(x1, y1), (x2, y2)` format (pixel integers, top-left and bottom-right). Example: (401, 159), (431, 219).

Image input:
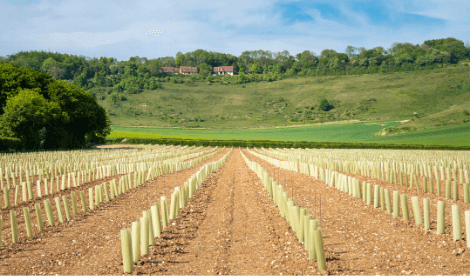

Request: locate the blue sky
(1, 0), (469, 61)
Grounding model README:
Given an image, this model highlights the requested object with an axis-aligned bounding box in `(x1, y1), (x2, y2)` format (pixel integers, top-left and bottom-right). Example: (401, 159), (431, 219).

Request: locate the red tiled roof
(180, 66), (197, 73)
(214, 66), (233, 72)
(161, 66), (198, 73)
(161, 67), (175, 73)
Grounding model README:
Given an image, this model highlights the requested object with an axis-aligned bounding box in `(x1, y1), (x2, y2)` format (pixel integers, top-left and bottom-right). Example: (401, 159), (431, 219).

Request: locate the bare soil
(0, 149), (227, 275)
(248, 149), (470, 275)
(1, 148), (470, 275)
(127, 149), (321, 275)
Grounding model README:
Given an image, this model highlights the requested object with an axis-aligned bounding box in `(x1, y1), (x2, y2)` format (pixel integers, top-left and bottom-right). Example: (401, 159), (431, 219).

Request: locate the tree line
(0, 37), (468, 96)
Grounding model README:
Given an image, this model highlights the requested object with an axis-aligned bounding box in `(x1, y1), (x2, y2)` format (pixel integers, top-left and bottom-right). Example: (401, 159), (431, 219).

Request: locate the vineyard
(0, 146), (470, 274)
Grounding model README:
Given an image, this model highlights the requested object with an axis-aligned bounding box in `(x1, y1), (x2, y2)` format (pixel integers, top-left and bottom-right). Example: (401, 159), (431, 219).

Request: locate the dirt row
(246, 149), (470, 274)
(0, 148), (227, 275)
(124, 149), (324, 275)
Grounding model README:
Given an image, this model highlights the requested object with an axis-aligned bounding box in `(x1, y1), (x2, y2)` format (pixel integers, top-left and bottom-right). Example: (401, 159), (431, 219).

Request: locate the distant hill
(97, 62), (470, 134)
(1, 38), (469, 134)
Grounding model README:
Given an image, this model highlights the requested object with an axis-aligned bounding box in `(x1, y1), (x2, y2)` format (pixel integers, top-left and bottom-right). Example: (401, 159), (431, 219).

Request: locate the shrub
(319, 98), (333, 111)
(0, 137), (23, 151)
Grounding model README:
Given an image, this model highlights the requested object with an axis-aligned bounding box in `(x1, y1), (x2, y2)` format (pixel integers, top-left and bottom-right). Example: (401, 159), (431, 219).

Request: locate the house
(179, 66), (198, 75)
(160, 66), (198, 75)
(213, 66), (234, 75)
(161, 67), (179, 75)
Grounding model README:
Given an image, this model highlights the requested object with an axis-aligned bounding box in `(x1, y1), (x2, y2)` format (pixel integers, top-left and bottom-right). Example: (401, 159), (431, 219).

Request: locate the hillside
(2, 39), (470, 135)
(100, 63), (470, 132)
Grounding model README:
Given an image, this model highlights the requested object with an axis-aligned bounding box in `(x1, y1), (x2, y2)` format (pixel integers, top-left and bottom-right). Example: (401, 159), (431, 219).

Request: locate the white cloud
(0, 0), (469, 61)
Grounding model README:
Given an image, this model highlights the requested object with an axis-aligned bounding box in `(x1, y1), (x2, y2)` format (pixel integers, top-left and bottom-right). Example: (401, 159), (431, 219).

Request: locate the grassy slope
(101, 64), (470, 130)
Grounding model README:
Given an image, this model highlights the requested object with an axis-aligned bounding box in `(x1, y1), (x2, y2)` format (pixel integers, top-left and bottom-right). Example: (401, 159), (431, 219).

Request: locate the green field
(109, 123), (470, 146)
(372, 124), (470, 146)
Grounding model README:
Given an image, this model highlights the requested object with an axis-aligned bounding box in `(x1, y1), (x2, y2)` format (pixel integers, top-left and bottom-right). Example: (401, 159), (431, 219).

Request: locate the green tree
(124, 63), (137, 77)
(394, 53), (414, 66)
(175, 52), (184, 67)
(74, 74), (88, 88)
(198, 63), (212, 78)
(0, 63), (53, 114)
(94, 72), (106, 87)
(318, 98), (330, 111)
(345, 46), (358, 59)
(41, 57), (65, 79)
(45, 80), (110, 148)
(0, 88), (66, 149)
(251, 62), (263, 74)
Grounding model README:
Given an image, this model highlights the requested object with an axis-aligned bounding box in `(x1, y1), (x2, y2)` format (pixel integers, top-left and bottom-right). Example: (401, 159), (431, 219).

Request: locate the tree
(299, 50), (317, 62)
(274, 64), (286, 74)
(320, 49), (337, 59)
(388, 42), (415, 56)
(147, 59), (162, 76)
(0, 88), (65, 149)
(137, 66), (150, 78)
(394, 53), (414, 66)
(345, 46), (358, 59)
(94, 72), (106, 87)
(74, 74), (88, 88)
(0, 63), (110, 148)
(0, 63), (53, 114)
(41, 57), (65, 79)
(445, 40), (469, 63)
(45, 80), (110, 148)
(124, 63), (137, 77)
(175, 52), (184, 67)
(198, 63), (213, 78)
(251, 62), (263, 74)
(318, 98), (331, 111)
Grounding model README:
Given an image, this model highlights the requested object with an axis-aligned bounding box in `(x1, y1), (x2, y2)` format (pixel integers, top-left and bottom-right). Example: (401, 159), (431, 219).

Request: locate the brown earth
(127, 149), (322, 275)
(0, 147), (218, 246)
(0, 148), (227, 275)
(247, 149), (470, 275)
(2, 148), (470, 275)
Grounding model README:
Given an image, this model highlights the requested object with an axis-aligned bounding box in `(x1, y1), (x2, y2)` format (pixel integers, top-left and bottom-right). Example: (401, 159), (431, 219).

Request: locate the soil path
(0, 149), (228, 275)
(245, 149), (470, 275)
(129, 149), (320, 275)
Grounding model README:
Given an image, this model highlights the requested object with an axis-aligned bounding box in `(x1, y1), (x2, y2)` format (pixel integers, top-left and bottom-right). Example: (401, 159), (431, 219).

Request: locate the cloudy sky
(1, 0), (469, 61)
